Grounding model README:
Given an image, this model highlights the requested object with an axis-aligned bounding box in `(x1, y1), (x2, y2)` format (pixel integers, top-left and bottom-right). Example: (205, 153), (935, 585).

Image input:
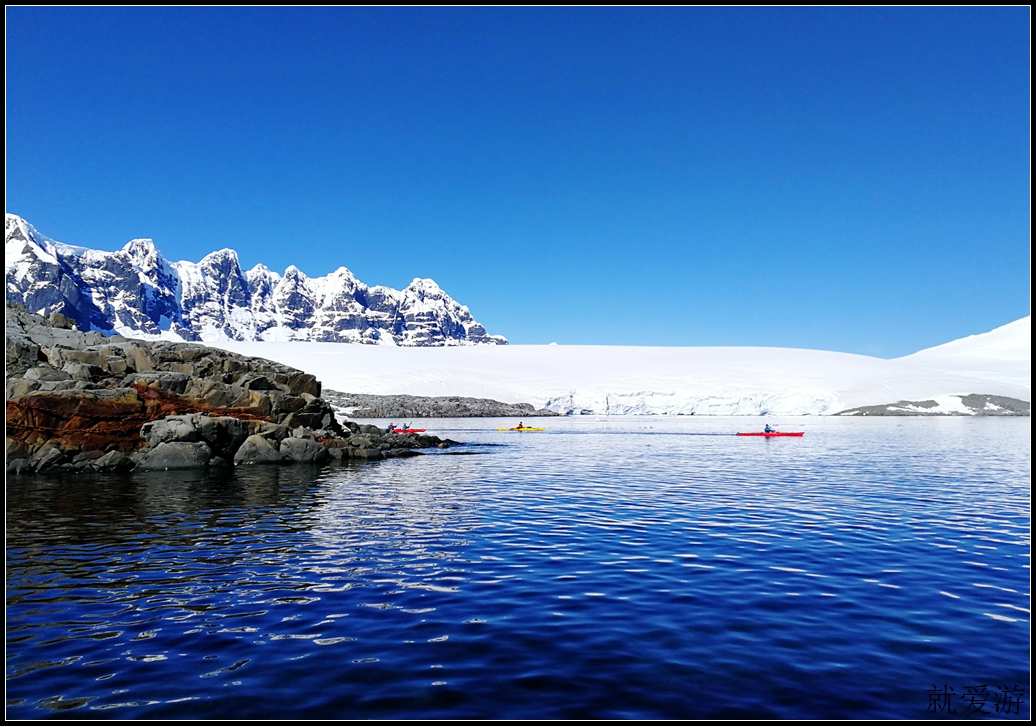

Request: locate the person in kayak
(764, 424), (775, 433)
(387, 422), (395, 433)
(516, 421), (525, 430)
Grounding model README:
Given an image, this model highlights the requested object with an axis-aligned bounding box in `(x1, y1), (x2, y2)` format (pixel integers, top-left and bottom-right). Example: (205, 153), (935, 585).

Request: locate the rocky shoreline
(322, 390), (558, 419)
(5, 302), (455, 474)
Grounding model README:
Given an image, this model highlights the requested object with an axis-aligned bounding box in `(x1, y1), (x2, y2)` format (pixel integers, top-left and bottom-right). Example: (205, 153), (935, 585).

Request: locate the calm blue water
(6, 417), (1030, 719)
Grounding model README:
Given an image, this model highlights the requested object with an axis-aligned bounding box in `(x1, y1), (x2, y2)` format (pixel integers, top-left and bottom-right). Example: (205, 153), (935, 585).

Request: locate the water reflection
(6, 419), (1031, 719)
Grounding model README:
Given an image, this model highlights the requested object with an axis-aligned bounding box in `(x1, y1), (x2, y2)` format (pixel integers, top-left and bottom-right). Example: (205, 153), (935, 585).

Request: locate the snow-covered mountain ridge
(5, 214), (506, 346)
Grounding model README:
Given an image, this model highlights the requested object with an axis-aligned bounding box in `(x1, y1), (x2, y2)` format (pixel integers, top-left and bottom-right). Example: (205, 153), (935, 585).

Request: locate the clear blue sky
(6, 7), (1030, 357)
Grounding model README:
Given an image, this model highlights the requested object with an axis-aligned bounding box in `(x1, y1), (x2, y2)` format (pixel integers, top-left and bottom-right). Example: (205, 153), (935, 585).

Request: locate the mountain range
(4, 214), (506, 347)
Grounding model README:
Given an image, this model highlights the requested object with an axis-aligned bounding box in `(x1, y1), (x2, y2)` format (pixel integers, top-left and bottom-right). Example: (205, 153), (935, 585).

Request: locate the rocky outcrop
(6, 302), (455, 473)
(323, 390), (559, 418)
(6, 213), (507, 346)
(834, 394), (1030, 416)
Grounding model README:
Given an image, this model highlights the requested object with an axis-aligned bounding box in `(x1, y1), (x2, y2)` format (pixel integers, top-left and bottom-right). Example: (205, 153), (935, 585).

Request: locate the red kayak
(390, 428), (426, 434)
(738, 432), (804, 437)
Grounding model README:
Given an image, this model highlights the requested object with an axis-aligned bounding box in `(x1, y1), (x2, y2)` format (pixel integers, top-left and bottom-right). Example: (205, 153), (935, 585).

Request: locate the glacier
(5, 214), (506, 347)
(210, 316), (1030, 416)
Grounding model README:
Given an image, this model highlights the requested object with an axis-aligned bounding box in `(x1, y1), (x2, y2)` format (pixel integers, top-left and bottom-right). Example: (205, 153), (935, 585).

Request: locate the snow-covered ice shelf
(213, 317), (1029, 416)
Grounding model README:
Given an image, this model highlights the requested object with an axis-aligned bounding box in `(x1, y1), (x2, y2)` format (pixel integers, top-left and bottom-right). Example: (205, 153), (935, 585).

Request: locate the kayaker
(516, 421), (525, 430)
(387, 422), (395, 433)
(764, 424), (775, 433)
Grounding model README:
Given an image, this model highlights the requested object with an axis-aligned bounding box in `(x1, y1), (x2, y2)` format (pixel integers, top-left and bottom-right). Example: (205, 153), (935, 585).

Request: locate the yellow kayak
(498, 427), (546, 431)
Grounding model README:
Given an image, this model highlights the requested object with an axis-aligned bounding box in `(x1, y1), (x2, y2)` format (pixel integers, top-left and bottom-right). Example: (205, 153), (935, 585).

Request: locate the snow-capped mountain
(5, 214), (507, 346)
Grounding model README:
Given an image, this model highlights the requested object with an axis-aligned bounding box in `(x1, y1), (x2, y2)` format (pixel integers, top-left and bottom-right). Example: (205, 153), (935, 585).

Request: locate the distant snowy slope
(5, 213), (506, 347)
(213, 323), (1030, 416)
(898, 316), (1030, 388)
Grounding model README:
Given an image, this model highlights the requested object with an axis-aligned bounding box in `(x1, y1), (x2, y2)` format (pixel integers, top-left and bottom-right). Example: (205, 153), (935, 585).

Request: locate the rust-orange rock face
(6, 385), (278, 454)
(6, 389), (147, 452)
(127, 382), (275, 423)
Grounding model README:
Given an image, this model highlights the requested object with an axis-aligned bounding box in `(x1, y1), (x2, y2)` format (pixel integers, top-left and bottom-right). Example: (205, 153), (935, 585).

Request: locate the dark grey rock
(239, 374), (276, 391)
(257, 422), (290, 442)
(141, 416), (201, 446)
(7, 458), (36, 474)
(57, 349), (110, 369)
(348, 434), (376, 448)
(6, 438), (33, 460)
(31, 443), (68, 471)
(35, 380), (79, 392)
(62, 362), (105, 381)
(46, 311), (76, 329)
(72, 450), (105, 464)
(959, 394), (1030, 415)
(24, 366), (72, 382)
(6, 378), (39, 398)
(136, 441), (214, 470)
(234, 434), (287, 465)
(193, 415), (255, 458)
(280, 437), (331, 464)
(123, 371), (191, 395)
(91, 450), (133, 471)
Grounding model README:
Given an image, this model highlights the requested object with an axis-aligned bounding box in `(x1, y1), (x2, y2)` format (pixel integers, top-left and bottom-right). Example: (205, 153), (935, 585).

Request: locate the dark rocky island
(5, 302), (455, 474)
(322, 390), (558, 419)
(834, 394), (1030, 416)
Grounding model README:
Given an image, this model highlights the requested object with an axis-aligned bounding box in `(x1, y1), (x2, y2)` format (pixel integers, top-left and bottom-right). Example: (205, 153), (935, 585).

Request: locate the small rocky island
(5, 302), (454, 474)
(322, 390), (558, 419)
(834, 394), (1029, 416)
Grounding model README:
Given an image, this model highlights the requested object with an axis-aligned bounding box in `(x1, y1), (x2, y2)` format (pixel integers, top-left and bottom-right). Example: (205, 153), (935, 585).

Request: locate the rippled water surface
(6, 417), (1031, 718)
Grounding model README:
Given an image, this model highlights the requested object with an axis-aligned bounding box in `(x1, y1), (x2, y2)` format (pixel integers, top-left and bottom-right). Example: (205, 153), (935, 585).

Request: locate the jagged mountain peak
(5, 213), (49, 246)
(122, 237), (157, 253)
(246, 263), (281, 284)
(6, 213), (34, 241)
(199, 248), (241, 270)
(405, 277), (444, 293)
(121, 238), (164, 269)
(326, 266), (358, 281)
(6, 215), (57, 265)
(5, 215), (507, 346)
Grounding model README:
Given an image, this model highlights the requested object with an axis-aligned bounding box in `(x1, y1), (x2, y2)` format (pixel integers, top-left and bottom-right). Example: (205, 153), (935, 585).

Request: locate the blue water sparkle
(6, 416), (1030, 718)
